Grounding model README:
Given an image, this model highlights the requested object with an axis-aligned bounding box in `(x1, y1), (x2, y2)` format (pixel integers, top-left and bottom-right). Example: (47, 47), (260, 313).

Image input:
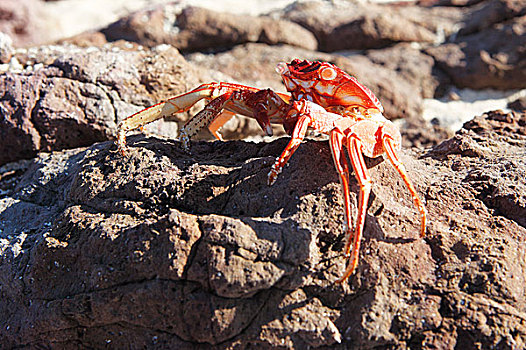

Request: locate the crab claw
(254, 103), (273, 137)
(256, 115), (273, 137)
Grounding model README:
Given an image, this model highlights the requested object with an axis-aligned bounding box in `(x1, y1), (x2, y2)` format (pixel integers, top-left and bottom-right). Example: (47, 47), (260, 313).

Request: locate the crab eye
(319, 67), (337, 80)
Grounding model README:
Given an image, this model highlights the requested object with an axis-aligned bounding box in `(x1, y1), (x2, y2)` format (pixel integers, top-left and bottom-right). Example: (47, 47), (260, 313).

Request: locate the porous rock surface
(1, 1), (526, 347)
(0, 110), (525, 348)
(0, 44), (203, 166)
(100, 5), (318, 52)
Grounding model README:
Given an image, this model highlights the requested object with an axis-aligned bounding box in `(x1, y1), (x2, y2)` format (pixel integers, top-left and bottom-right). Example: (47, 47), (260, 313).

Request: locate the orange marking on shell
(320, 67), (337, 81)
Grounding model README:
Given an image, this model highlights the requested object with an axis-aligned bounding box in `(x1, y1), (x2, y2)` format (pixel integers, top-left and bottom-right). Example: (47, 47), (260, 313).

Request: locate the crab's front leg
(267, 112), (310, 185)
(117, 83), (210, 154)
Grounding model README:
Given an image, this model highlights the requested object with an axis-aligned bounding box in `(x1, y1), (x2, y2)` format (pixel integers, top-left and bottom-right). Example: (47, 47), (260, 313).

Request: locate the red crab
(116, 59), (427, 282)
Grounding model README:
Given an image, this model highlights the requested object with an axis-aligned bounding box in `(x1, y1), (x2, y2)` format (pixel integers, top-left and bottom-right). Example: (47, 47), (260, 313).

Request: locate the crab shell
(277, 59), (384, 115)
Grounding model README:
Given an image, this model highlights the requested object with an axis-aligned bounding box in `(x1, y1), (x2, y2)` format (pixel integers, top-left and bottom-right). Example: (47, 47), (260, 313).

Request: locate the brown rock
(278, 1), (462, 52)
(401, 118), (454, 149)
(101, 5), (318, 52)
(0, 33), (14, 63)
(0, 44), (202, 166)
(508, 96), (526, 111)
(427, 15), (526, 89)
(1, 109), (524, 348)
(366, 43), (445, 99)
(325, 13), (436, 51)
(57, 31), (109, 48)
(459, 0), (526, 35)
(422, 0), (484, 5)
(0, 0), (43, 47)
(394, 3), (466, 38)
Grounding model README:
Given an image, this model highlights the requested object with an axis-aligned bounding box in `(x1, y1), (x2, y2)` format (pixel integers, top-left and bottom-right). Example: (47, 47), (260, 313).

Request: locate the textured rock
(508, 96), (526, 111)
(0, 33), (14, 64)
(278, 1), (463, 51)
(0, 44), (203, 166)
(366, 43), (448, 99)
(101, 5), (318, 52)
(427, 14), (526, 90)
(459, 0), (526, 35)
(0, 109), (525, 348)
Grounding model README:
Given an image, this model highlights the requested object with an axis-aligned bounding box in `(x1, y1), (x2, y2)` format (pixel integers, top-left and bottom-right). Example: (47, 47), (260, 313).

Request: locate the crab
(116, 59), (427, 283)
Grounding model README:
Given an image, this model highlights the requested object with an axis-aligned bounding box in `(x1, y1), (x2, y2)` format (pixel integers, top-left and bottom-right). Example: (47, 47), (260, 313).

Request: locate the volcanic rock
(0, 44), (203, 166)
(0, 109), (524, 348)
(100, 5), (318, 52)
(278, 1), (463, 51)
(0, 0), (43, 47)
(427, 14), (526, 90)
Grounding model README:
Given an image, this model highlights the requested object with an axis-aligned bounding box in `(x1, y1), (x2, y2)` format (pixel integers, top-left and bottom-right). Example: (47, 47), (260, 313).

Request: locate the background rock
(100, 5), (318, 52)
(458, 0), (526, 35)
(427, 14), (526, 90)
(0, 0), (44, 47)
(0, 33), (14, 64)
(277, 1), (464, 52)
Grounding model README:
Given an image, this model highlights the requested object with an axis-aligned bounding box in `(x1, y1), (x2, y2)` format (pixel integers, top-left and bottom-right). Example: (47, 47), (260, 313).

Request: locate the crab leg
(329, 130), (353, 238)
(336, 135), (372, 283)
(382, 135), (427, 237)
(117, 83), (216, 154)
(207, 110), (236, 141)
(267, 115), (310, 185)
(179, 92), (233, 150)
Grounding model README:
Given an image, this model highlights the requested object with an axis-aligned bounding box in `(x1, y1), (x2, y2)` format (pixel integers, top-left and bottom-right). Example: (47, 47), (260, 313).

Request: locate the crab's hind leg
(336, 135), (372, 283)
(382, 135), (427, 237)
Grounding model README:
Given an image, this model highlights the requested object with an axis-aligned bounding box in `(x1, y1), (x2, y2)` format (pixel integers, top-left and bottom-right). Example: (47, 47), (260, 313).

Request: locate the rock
(424, 0), (484, 5)
(1, 109), (525, 348)
(0, 0), (43, 47)
(428, 110), (526, 227)
(401, 117), (454, 149)
(57, 31), (109, 48)
(0, 44), (203, 166)
(459, 0), (526, 35)
(391, 3), (466, 40)
(366, 43), (445, 99)
(427, 14), (526, 89)
(100, 5), (318, 52)
(508, 96), (526, 111)
(278, 1), (462, 52)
